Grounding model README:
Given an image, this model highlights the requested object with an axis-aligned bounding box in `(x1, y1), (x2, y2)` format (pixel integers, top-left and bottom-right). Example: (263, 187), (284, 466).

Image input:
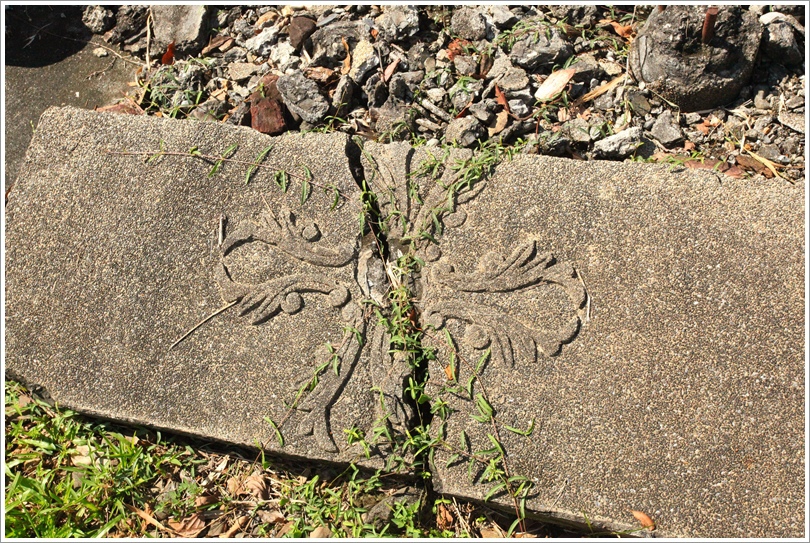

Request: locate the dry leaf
(600, 18), (635, 39)
(631, 510), (656, 530)
(574, 74), (627, 106)
(488, 110), (509, 137)
(304, 66), (337, 85)
(736, 154), (771, 177)
(683, 140), (696, 152)
(219, 515), (249, 538)
(195, 494), (220, 507)
(746, 150), (788, 181)
(494, 84), (510, 112)
(309, 525), (332, 538)
(479, 525), (505, 538)
(724, 166), (745, 178)
(436, 503), (454, 530)
(202, 35), (234, 56)
(446, 38), (471, 61)
(257, 510), (285, 524)
(245, 473), (268, 500)
(169, 512), (207, 537)
(557, 107), (570, 122)
(443, 364), (455, 381)
(535, 67), (575, 102)
(513, 533), (539, 538)
(226, 476), (243, 495)
(277, 520), (296, 537)
(370, 28), (378, 40)
(341, 38), (351, 75)
(124, 504), (177, 535)
(383, 56), (401, 83)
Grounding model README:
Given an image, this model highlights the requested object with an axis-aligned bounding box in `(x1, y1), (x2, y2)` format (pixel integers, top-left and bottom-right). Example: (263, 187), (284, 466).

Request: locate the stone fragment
(469, 101), (494, 124)
(310, 21), (368, 67)
(350, 40), (379, 83)
(592, 126), (643, 158)
(269, 41), (300, 73)
(103, 5), (147, 45)
(276, 72), (330, 124)
(629, 6), (762, 111)
(288, 16), (316, 51)
(444, 116), (485, 148)
(625, 88), (651, 116)
(453, 55), (478, 77)
(250, 98), (287, 135)
(760, 13), (804, 67)
(332, 74), (355, 116)
(569, 53), (604, 83)
(151, 5), (210, 57)
(451, 7), (488, 41)
(227, 62), (260, 82)
(561, 117), (592, 143)
(488, 5), (517, 29)
(650, 110), (683, 147)
(510, 26), (573, 70)
(245, 26), (280, 57)
(82, 5), (114, 34)
(449, 79), (482, 111)
(375, 5), (420, 41)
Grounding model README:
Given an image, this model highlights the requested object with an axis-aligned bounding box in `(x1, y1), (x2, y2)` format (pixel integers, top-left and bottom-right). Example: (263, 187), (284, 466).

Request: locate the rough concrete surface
(5, 107), (805, 538)
(5, 107), (377, 465)
(421, 156), (805, 538)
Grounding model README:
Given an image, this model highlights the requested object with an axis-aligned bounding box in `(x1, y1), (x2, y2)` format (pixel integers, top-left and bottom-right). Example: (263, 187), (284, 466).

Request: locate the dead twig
(169, 299), (239, 351)
(86, 57), (117, 79)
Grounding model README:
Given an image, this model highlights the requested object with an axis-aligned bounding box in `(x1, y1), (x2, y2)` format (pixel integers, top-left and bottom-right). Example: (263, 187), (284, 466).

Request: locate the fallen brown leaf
(573, 74), (627, 107)
(535, 67), (576, 102)
(219, 515), (249, 538)
(309, 525), (332, 538)
(277, 520), (296, 537)
(168, 512), (207, 538)
(383, 57), (401, 83)
(724, 165), (745, 178)
(600, 18), (635, 39)
(124, 503), (178, 536)
(494, 84), (510, 112)
(257, 510), (285, 524)
(304, 66), (337, 85)
(436, 503), (454, 530)
(195, 494), (220, 507)
(630, 510), (656, 530)
(683, 141), (696, 152)
(202, 35), (234, 56)
(255, 10), (278, 29)
(226, 476), (243, 495)
(488, 110), (510, 137)
(513, 532), (539, 538)
(443, 364), (455, 381)
(446, 38), (471, 61)
(341, 38), (351, 75)
(245, 473), (268, 500)
(746, 150), (789, 181)
(736, 154), (772, 177)
(480, 525), (505, 538)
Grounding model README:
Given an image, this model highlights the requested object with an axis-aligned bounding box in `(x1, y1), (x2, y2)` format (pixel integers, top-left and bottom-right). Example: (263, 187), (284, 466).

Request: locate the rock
(82, 5), (114, 34)
(508, 99), (529, 118)
(510, 25), (573, 71)
(223, 46), (248, 63)
(785, 94), (804, 110)
(350, 40), (379, 83)
(375, 6), (420, 42)
(469, 100), (494, 124)
(592, 126), (643, 158)
(629, 6), (762, 112)
(227, 62), (260, 82)
(151, 5), (210, 57)
(425, 88), (447, 105)
(650, 110), (683, 147)
(288, 16), (316, 51)
(188, 98), (229, 122)
(372, 100), (415, 139)
(449, 79), (482, 111)
(453, 55), (478, 77)
(310, 21), (368, 67)
(225, 101), (251, 126)
(451, 7), (488, 41)
(103, 5), (147, 45)
(489, 5), (518, 29)
(91, 47), (109, 58)
(570, 53), (604, 83)
(245, 26), (280, 57)
(363, 74), (388, 109)
(276, 72), (330, 124)
(497, 64), (529, 93)
(250, 98), (288, 135)
(625, 88), (651, 116)
(444, 116), (485, 148)
(561, 117), (592, 143)
(365, 488), (422, 530)
(546, 5), (599, 27)
(760, 14), (804, 67)
(332, 75), (355, 116)
(269, 41), (300, 73)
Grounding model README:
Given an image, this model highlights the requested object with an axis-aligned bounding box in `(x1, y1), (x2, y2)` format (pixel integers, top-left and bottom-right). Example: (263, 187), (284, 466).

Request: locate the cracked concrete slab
(5, 107), (805, 538)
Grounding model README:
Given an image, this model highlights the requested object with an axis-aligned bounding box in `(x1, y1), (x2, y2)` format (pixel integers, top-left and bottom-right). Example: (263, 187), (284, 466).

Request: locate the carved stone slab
(420, 155), (804, 537)
(5, 107), (376, 463)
